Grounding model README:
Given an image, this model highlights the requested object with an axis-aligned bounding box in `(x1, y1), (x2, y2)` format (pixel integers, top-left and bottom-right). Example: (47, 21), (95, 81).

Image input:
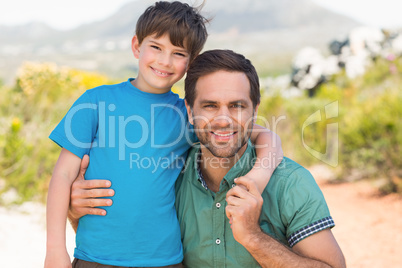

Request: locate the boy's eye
(175, 52), (187, 57)
(151, 45), (161, 50)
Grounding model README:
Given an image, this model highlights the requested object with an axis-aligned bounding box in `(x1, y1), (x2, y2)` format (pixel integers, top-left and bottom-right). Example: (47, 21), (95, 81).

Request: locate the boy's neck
(130, 78), (171, 94)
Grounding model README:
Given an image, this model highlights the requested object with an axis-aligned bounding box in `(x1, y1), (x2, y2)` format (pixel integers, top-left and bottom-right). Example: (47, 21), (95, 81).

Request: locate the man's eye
(231, 104), (243, 108)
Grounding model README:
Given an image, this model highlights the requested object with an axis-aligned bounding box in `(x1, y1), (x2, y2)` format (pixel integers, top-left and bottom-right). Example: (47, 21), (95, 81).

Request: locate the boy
(45, 1), (282, 267)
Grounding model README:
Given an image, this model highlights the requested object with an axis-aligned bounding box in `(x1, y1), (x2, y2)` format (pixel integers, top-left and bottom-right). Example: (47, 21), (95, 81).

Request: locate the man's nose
(212, 108), (233, 127)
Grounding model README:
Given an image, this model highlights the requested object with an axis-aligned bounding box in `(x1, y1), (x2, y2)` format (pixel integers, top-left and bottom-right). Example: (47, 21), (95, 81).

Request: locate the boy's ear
(184, 100), (194, 125)
(131, 35), (140, 59)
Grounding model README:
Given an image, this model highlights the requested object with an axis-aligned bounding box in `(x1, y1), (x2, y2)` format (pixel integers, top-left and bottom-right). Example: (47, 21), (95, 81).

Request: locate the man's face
(186, 70), (258, 158)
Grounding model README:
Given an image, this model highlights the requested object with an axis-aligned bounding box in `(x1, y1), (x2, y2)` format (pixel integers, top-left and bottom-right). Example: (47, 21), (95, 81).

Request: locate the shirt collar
(195, 140), (255, 191)
(196, 152), (209, 190)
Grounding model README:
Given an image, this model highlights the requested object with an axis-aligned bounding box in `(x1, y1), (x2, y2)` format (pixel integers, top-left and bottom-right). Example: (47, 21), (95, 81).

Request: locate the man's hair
(136, 1), (208, 63)
(185, 49), (260, 108)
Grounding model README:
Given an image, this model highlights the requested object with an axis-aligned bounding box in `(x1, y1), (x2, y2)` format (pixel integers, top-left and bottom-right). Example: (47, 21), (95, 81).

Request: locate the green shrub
(258, 93), (336, 167)
(1, 56), (402, 203)
(0, 63), (111, 203)
(340, 88), (402, 189)
(258, 58), (402, 194)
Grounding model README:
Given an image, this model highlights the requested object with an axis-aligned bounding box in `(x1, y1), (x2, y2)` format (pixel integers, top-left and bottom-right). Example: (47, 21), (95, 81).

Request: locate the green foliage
(1, 56), (402, 203)
(258, 93), (336, 167)
(258, 57), (402, 194)
(0, 62), (111, 203)
(340, 88), (402, 189)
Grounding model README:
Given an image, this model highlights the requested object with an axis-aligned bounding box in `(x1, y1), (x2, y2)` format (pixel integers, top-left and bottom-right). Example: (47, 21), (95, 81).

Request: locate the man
(69, 50), (345, 267)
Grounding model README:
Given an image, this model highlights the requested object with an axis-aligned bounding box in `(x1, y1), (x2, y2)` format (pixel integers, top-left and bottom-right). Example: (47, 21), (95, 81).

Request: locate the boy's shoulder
(83, 80), (139, 102)
(86, 80), (127, 95)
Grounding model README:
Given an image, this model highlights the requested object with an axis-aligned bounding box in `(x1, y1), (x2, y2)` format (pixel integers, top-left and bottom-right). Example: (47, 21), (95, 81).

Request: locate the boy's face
(131, 34), (190, 94)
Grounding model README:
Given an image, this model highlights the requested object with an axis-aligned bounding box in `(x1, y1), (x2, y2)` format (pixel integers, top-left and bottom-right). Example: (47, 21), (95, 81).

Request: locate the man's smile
(210, 131), (238, 142)
(211, 131), (237, 137)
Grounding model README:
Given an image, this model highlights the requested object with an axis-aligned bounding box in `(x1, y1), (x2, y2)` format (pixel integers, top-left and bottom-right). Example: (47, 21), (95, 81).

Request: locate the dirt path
(1, 170), (401, 267)
(313, 173), (402, 267)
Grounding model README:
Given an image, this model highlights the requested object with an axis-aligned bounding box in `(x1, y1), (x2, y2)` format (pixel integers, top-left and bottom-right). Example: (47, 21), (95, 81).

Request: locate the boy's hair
(185, 49), (260, 108)
(136, 1), (208, 63)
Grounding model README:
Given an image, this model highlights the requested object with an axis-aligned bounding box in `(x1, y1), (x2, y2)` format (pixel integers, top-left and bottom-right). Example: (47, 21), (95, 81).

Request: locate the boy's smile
(131, 34), (190, 94)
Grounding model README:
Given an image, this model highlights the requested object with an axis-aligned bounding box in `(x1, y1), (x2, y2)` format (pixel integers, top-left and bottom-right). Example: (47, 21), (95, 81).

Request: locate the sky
(0, 0), (401, 30)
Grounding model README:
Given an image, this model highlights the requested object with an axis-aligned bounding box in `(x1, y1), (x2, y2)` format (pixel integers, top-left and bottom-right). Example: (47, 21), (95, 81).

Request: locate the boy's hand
(45, 249), (72, 268)
(239, 168), (267, 193)
(69, 155), (114, 220)
(225, 176), (247, 225)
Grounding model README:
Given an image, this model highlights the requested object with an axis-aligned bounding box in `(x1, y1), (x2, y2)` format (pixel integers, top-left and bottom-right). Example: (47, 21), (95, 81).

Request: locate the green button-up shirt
(175, 141), (334, 267)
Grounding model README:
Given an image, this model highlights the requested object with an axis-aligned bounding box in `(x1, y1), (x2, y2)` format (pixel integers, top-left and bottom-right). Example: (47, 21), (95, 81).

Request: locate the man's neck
(198, 146), (246, 193)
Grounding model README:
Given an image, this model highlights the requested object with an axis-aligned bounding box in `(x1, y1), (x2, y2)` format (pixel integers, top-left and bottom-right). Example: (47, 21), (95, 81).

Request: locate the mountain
(0, 0), (360, 84)
(0, 22), (58, 43)
(202, 0), (358, 33)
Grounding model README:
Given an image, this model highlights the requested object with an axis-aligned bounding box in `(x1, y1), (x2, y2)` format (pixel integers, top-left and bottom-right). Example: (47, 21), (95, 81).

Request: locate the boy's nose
(157, 53), (172, 67)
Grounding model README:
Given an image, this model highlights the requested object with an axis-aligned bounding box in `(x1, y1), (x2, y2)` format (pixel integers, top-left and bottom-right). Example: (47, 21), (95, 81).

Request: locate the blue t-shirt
(49, 79), (196, 266)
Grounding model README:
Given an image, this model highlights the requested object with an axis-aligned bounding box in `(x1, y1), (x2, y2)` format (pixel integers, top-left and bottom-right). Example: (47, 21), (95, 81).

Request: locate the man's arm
(68, 155), (114, 232)
(225, 177), (346, 268)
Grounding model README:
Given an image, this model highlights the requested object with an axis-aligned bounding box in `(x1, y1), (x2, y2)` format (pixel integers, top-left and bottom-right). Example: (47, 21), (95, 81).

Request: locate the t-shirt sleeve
(187, 123), (199, 144)
(279, 167), (335, 247)
(180, 103), (198, 144)
(49, 91), (98, 158)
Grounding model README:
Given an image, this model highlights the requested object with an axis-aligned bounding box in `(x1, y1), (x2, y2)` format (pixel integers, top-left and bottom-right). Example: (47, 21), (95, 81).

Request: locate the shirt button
(216, 203), (221, 208)
(232, 184), (236, 188)
(216, 239), (221, 245)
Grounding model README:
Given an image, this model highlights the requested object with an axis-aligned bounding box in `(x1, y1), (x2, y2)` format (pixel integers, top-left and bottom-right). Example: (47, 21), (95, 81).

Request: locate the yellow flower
(11, 117), (22, 133)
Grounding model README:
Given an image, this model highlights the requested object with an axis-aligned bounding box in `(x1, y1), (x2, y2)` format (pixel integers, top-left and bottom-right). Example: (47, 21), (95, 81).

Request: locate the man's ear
(185, 57), (192, 72)
(131, 35), (140, 59)
(253, 103), (260, 122)
(184, 99), (194, 125)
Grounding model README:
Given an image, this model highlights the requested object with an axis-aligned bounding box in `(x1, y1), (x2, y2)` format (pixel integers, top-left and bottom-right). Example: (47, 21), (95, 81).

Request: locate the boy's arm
(68, 155), (114, 233)
(45, 149), (82, 268)
(247, 124), (283, 193)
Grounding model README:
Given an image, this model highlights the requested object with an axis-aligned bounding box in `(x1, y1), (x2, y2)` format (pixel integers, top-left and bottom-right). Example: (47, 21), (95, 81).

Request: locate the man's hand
(225, 177), (263, 246)
(226, 177), (345, 268)
(68, 155), (114, 227)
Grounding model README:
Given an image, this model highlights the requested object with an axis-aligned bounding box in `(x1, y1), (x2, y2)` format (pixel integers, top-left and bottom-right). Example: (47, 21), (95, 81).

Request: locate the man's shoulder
(273, 157), (311, 178)
(186, 144), (200, 157)
(175, 145), (199, 185)
(182, 145), (200, 175)
(267, 156), (317, 192)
